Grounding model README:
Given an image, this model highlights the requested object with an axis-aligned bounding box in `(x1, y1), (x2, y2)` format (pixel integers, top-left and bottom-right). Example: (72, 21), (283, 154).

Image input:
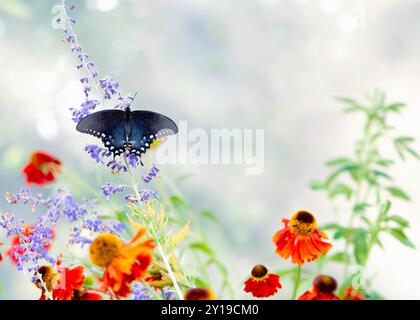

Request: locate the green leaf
(386, 187), (411, 201)
(328, 251), (350, 263)
(200, 210), (220, 224)
(353, 203), (371, 214)
(333, 227), (349, 240)
(328, 183), (353, 200)
(380, 200), (392, 217)
(328, 183), (353, 199)
(354, 230), (368, 265)
(325, 157), (352, 167)
(273, 268), (296, 277)
(359, 216), (372, 227)
(376, 159), (394, 167)
(309, 180), (324, 190)
(83, 276), (94, 287)
(170, 195), (190, 211)
(191, 277), (209, 288)
(115, 211), (129, 224)
(385, 215), (410, 228)
(396, 136), (415, 143)
(371, 170), (392, 181)
(190, 242), (214, 256)
(336, 97), (366, 113)
(320, 223), (341, 230)
(405, 147), (420, 160)
(375, 236), (385, 249)
(386, 102), (405, 113)
(324, 164), (361, 188)
(388, 228), (415, 248)
(394, 136), (420, 161)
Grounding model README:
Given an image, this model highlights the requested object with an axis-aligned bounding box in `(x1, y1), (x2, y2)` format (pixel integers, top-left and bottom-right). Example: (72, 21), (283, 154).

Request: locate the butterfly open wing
(76, 110), (127, 156)
(128, 110), (178, 156)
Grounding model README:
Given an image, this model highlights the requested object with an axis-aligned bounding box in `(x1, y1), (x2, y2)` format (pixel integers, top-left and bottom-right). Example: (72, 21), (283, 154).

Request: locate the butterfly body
(76, 107), (178, 160)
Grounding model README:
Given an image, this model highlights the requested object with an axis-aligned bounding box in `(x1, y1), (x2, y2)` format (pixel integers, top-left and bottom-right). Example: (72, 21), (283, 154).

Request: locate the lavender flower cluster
(0, 212), (55, 271)
(124, 190), (159, 204)
(100, 182), (124, 199)
(59, 2), (122, 123)
(131, 283), (175, 300)
(142, 165), (160, 184)
(84, 144), (141, 172)
(69, 212), (125, 247)
(1, 188), (125, 270)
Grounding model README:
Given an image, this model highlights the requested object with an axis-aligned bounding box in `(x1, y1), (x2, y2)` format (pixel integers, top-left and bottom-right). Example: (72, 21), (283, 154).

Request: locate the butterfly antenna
(126, 92), (138, 109)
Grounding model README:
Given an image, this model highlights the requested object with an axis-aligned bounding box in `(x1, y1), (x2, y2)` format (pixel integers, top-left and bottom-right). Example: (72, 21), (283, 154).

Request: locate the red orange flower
(0, 242), (3, 262)
(53, 266), (86, 300)
(36, 265), (86, 300)
(89, 227), (154, 298)
(184, 288), (215, 300)
(6, 225), (54, 265)
(22, 151), (61, 186)
(272, 210), (332, 265)
(244, 265), (282, 298)
(298, 275), (340, 300)
(342, 286), (366, 300)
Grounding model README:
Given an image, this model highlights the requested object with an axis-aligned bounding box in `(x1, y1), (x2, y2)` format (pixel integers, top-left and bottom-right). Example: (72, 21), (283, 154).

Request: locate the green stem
(291, 265), (301, 300)
(161, 173), (235, 299)
(123, 157), (184, 300)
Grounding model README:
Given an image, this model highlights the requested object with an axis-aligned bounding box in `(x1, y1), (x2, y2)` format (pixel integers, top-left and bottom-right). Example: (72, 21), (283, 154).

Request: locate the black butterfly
(76, 107), (178, 162)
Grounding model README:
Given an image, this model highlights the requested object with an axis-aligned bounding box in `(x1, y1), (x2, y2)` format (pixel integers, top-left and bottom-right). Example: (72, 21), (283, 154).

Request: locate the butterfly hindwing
(76, 110), (126, 156)
(129, 110), (178, 156)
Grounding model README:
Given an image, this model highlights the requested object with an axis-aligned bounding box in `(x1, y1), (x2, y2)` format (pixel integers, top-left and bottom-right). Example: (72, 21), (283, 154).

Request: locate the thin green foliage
(310, 90), (418, 296)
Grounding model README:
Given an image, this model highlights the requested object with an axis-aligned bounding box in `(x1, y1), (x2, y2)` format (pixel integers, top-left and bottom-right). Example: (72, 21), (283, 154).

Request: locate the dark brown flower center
(34, 265), (56, 291)
(313, 275), (337, 293)
(290, 210), (317, 236)
(295, 211), (315, 223)
(251, 265), (268, 278)
(184, 288), (213, 300)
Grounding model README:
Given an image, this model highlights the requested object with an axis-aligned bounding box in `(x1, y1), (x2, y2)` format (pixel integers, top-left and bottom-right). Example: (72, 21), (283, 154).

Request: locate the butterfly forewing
(76, 110), (127, 156)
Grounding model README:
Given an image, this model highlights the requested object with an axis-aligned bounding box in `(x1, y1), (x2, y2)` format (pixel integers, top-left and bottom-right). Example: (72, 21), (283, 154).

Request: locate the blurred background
(0, 0), (420, 299)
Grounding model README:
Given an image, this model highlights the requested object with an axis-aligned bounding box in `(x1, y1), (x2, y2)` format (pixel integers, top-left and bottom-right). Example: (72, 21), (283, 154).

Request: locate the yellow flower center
(89, 233), (123, 268)
(313, 275), (337, 293)
(251, 264), (269, 280)
(289, 210), (317, 236)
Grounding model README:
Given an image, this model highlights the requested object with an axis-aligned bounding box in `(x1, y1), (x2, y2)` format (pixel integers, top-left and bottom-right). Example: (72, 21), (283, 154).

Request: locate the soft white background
(0, 0), (419, 299)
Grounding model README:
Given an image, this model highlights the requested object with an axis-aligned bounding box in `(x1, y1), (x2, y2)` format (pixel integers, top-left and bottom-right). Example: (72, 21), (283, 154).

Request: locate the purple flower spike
(70, 99), (99, 123)
(100, 182), (124, 199)
(84, 144), (110, 164)
(142, 165), (160, 183)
